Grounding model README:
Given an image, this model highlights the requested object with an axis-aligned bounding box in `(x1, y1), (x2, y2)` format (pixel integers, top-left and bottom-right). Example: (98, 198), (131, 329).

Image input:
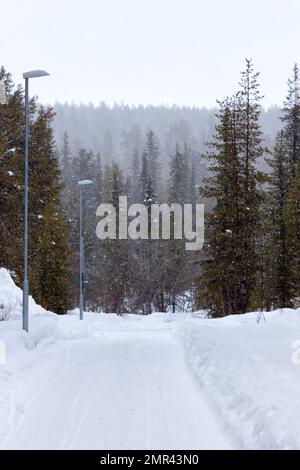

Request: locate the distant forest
(52, 102), (282, 176)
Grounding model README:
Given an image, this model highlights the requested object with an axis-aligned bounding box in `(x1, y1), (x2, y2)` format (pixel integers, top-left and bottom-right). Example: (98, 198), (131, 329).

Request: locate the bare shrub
(0, 292), (18, 321)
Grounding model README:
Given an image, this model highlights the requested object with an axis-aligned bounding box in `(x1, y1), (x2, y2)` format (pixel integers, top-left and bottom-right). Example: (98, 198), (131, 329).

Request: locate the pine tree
(130, 149), (142, 203)
(279, 64), (300, 305)
(139, 150), (156, 314)
(238, 59), (266, 310)
(169, 144), (189, 204)
(94, 152), (103, 204)
(144, 130), (161, 199)
(282, 64), (300, 177)
(284, 163), (300, 301)
(61, 131), (72, 188)
(102, 129), (114, 164)
(197, 96), (244, 316)
(198, 61), (266, 316)
(120, 125), (143, 174)
(100, 162), (129, 313)
(35, 205), (74, 314)
(0, 67), (25, 275)
(167, 145), (194, 312)
(83, 152), (103, 309)
(188, 149), (198, 206)
(1, 67), (74, 314)
(29, 107), (75, 313)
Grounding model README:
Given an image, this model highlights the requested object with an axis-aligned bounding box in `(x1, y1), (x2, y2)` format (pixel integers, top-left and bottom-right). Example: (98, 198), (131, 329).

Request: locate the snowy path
(1, 322), (233, 450)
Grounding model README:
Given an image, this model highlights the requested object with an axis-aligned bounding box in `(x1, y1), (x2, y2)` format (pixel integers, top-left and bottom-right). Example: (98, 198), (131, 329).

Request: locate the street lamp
(78, 180), (93, 320)
(22, 70), (49, 333)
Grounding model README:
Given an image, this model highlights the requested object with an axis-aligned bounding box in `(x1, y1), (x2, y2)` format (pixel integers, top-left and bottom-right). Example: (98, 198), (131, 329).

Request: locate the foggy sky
(1, 0), (299, 108)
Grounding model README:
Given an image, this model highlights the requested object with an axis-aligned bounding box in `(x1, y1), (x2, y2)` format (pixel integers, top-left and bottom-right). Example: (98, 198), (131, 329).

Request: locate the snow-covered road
(0, 322), (233, 450)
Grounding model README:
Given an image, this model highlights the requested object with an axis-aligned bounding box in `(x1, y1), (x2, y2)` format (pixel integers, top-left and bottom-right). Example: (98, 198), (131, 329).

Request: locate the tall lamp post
(22, 70), (49, 333)
(78, 180), (93, 320)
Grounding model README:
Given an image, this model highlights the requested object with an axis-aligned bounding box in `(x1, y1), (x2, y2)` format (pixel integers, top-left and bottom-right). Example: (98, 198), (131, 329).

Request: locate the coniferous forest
(1, 59), (300, 316)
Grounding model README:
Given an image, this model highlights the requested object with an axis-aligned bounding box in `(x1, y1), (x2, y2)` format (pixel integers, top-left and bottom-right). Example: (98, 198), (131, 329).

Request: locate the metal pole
(23, 78), (29, 332)
(83, 230), (86, 312)
(79, 187), (84, 320)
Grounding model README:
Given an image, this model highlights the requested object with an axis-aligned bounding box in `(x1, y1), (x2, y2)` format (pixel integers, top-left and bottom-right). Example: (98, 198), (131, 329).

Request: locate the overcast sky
(1, 0), (299, 108)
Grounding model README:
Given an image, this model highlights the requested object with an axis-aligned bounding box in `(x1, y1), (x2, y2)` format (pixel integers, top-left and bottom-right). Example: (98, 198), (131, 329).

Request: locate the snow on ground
(0, 268), (300, 449)
(174, 310), (300, 449)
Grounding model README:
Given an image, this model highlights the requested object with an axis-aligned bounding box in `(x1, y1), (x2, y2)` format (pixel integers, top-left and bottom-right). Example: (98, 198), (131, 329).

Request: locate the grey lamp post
(78, 180), (93, 320)
(22, 70), (49, 333)
(0, 79), (6, 105)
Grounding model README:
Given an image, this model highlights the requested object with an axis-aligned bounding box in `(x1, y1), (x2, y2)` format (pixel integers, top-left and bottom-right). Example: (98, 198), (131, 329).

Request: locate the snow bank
(0, 268), (47, 320)
(0, 268), (98, 355)
(175, 309), (300, 450)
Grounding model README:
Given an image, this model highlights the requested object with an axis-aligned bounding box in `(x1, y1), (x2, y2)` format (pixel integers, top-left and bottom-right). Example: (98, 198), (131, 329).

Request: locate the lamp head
(78, 180), (93, 187)
(23, 70), (50, 80)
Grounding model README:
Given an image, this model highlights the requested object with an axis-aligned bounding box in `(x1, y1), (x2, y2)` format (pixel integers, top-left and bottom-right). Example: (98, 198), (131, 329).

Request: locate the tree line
(1, 60), (300, 316)
(52, 97), (281, 178)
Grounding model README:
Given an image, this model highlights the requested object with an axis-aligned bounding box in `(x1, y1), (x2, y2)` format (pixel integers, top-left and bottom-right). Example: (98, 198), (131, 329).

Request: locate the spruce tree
(198, 96), (244, 316)
(198, 61), (266, 316)
(188, 149), (198, 206)
(144, 130), (161, 199)
(29, 107), (75, 313)
(284, 163), (300, 301)
(167, 145), (194, 312)
(130, 149), (142, 203)
(1, 68), (74, 314)
(266, 131), (292, 308)
(61, 131), (72, 188)
(279, 64), (300, 305)
(238, 59), (266, 310)
(139, 150), (156, 314)
(282, 64), (300, 177)
(0, 67), (25, 275)
(100, 162), (129, 313)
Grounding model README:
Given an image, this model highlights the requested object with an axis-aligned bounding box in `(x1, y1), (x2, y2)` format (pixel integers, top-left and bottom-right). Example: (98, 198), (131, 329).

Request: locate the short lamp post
(78, 180), (93, 320)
